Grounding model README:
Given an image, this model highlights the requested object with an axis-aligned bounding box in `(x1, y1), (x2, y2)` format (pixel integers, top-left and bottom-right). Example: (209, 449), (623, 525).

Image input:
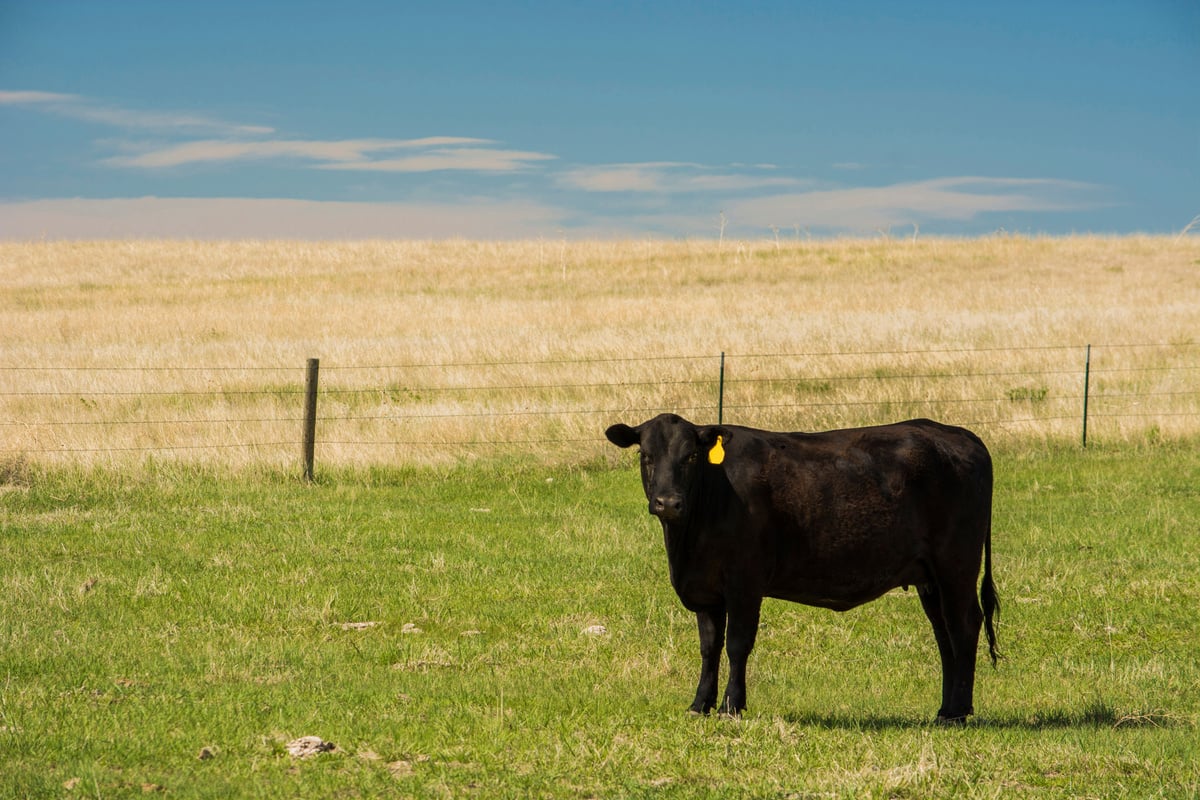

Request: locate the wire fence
(1, 342), (1197, 472)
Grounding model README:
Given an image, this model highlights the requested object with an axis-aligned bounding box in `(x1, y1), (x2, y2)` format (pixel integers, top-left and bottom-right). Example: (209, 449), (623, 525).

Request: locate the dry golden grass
(1, 236), (1197, 468)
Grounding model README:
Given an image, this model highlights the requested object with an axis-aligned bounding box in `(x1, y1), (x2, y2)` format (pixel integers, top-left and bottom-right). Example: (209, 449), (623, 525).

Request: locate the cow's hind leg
(917, 584), (957, 721)
(924, 578), (984, 722)
(944, 582), (984, 721)
(690, 606), (726, 715)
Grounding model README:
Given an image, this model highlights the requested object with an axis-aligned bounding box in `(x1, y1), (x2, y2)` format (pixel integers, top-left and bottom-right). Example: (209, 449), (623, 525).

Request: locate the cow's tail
(980, 519), (1001, 667)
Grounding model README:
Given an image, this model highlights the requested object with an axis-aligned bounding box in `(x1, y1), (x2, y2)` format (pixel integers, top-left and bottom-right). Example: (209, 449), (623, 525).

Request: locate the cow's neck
(661, 466), (732, 589)
(661, 518), (693, 591)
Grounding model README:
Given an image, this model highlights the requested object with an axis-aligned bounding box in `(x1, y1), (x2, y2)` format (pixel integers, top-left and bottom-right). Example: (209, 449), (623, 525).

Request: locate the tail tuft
(981, 522), (1001, 667)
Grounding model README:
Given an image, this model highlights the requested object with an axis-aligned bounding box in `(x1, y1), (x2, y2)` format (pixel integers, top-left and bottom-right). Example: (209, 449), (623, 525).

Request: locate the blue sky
(1, 1), (1196, 239)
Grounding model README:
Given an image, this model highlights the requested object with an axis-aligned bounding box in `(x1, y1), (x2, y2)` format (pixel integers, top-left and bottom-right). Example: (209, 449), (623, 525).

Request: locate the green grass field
(2, 441), (1197, 798)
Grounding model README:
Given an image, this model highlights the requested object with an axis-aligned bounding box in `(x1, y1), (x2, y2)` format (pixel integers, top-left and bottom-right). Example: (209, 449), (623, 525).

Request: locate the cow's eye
(686, 452), (698, 464)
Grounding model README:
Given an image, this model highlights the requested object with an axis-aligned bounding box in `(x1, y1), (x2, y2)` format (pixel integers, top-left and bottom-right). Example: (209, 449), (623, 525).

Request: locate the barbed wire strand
(0, 340), (1193, 374)
(2, 344), (1195, 457)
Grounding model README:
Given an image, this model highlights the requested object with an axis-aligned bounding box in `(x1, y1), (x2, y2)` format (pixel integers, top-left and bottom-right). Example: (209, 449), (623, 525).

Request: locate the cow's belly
(765, 558), (928, 611)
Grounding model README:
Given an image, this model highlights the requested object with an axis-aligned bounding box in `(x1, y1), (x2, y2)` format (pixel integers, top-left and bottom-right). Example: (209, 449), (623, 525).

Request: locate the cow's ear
(605, 423), (640, 449)
(697, 426), (732, 464)
(697, 426), (731, 448)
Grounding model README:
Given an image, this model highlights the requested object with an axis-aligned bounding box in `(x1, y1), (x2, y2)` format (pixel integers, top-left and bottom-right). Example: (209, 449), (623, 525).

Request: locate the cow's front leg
(718, 596), (762, 717)
(690, 605), (726, 715)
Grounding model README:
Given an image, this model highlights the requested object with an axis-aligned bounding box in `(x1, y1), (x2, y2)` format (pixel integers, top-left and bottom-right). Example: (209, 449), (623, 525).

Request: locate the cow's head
(605, 413), (729, 522)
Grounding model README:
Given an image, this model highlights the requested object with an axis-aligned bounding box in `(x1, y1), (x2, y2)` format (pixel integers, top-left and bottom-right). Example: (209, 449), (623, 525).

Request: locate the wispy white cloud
(104, 139), (377, 168)
(4, 89), (556, 174)
(0, 177), (1109, 240)
(682, 173), (805, 192)
(102, 137), (541, 170)
(0, 90), (274, 135)
(1, 89), (1110, 238)
(559, 162), (803, 193)
(558, 162), (697, 192)
(108, 138), (555, 173)
(0, 90), (73, 104)
(723, 176), (1106, 231)
(312, 146), (557, 173)
(0, 197), (569, 239)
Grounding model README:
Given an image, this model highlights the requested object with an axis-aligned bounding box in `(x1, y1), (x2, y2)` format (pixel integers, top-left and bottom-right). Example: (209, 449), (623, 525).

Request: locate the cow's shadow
(781, 703), (1177, 731)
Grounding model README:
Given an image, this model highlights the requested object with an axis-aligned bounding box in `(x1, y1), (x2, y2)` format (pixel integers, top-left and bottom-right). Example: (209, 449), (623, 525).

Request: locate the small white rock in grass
(583, 624), (608, 636)
(339, 621), (380, 630)
(401, 623), (422, 634)
(286, 736), (336, 758)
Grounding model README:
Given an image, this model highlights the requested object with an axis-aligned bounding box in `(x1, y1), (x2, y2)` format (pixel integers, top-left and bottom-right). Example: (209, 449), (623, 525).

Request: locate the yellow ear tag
(708, 435), (725, 465)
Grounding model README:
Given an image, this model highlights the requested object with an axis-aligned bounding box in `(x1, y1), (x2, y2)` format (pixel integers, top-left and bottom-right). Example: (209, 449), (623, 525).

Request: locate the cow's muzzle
(650, 494), (684, 521)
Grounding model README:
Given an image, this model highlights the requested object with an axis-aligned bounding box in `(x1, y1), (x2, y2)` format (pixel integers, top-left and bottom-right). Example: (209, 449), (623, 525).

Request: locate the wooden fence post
(302, 358), (319, 480)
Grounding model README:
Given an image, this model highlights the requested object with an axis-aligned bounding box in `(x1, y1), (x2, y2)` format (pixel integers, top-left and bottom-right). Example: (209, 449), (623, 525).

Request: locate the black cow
(605, 413), (999, 722)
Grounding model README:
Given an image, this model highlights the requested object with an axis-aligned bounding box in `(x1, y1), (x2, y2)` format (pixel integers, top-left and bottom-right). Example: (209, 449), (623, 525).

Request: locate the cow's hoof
(935, 713), (969, 725)
(687, 709), (708, 718)
(716, 702), (743, 720)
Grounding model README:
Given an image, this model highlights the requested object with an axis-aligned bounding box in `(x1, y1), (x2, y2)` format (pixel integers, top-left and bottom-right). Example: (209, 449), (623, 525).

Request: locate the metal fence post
(303, 358), (320, 480)
(718, 351), (725, 424)
(1081, 344), (1091, 448)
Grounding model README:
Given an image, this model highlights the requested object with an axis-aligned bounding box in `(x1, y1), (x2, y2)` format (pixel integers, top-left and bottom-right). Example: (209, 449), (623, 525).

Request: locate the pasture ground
(2, 441), (1198, 798)
(2, 235), (1197, 796)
